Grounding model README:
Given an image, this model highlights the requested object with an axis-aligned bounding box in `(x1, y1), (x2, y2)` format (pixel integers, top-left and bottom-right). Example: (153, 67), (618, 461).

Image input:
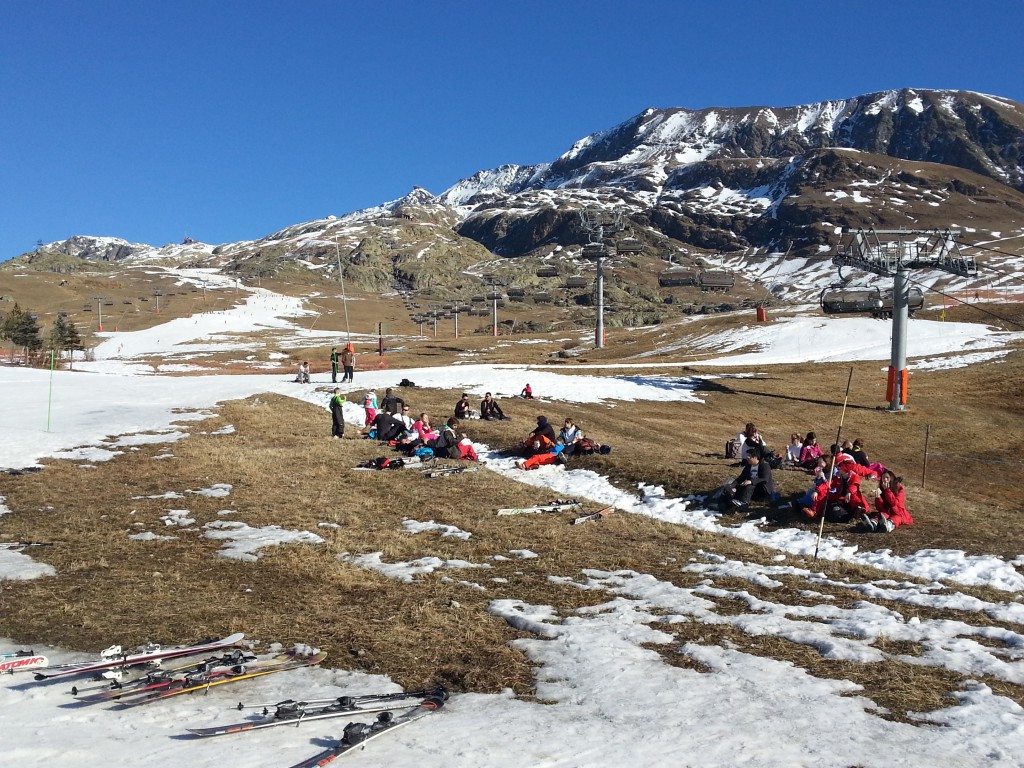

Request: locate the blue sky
(2, 0), (1021, 261)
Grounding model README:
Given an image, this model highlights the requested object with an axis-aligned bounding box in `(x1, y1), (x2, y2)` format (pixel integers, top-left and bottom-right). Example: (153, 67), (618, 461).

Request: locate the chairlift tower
(833, 228), (976, 411)
(92, 296), (106, 331)
(579, 208), (639, 349)
(483, 274), (503, 337)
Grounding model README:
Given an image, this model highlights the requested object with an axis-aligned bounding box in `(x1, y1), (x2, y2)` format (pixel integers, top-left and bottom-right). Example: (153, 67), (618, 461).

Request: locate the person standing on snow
(341, 343), (355, 383)
(330, 347), (340, 383)
(362, 390), (379, 426)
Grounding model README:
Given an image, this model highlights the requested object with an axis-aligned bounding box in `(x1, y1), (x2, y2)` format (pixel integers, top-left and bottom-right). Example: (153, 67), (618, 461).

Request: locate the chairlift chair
(658, 268), (698, 287)
(615, 237), (643, 254)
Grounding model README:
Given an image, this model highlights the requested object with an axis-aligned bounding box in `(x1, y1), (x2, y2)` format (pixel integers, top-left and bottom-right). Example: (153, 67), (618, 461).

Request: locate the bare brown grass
(2, 292), (1024, 721)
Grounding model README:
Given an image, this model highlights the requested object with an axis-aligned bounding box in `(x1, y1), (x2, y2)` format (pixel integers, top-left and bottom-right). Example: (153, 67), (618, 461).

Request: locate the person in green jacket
(330, 388), (347, 439)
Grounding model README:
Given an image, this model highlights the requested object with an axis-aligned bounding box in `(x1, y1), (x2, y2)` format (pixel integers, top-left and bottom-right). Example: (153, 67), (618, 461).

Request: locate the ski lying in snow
(496, 499), (581, 515)
(188, 687), (448, 737)
(423, 465), (478, 478)
(570, 506), (615, 525)
(71, 650), (257, 702)
(116, 650), (326, 707)
(0, 541), (53, 549)
(1, 651), (48, 674)
(285, 695), (445, 768)
(33, 632), (246, 681)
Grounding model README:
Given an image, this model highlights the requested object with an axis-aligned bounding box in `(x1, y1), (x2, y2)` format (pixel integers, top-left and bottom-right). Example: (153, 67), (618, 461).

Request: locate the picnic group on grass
(320, 350), (910, 535)
(715, 423), (913, 533)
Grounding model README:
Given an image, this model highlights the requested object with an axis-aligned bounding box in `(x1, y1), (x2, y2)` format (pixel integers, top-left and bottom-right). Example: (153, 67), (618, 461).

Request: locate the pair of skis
(0, 541), (52, 550)
(115, 650), (326, 708)
(423, 464), (478, 478)
(32, 632), (246, 681)
(285, 696), (445, 768)
(569, 506), (615, 525)
(496, 499), (581, 515)
(188, 686), (448, 736)
(70, 649), (258, 702)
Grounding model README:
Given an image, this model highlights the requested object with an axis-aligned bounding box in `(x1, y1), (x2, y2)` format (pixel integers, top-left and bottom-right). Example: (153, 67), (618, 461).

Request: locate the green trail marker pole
(47, 349), (56, 432)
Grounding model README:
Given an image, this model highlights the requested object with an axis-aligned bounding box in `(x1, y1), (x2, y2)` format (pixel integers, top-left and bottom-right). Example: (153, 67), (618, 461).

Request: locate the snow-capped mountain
(10, 88), (1024, 294)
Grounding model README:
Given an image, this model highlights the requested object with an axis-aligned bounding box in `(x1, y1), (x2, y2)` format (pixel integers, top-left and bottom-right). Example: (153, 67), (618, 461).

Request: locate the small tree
(49, 314), (84, 368)
(1, 303), (43, 363)
(0, 303), (23, 361)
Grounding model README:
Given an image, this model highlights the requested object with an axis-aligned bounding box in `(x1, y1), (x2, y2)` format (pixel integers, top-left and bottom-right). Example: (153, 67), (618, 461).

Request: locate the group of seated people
(454, 391), (511, 421)
(364, 393), (478, 462)
(514, 416), (587, 470)
(718, 422), (912, 533)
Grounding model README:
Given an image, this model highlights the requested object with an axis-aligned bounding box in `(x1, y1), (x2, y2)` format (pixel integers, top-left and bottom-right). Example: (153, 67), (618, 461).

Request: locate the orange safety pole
(885, 366), (897, 403)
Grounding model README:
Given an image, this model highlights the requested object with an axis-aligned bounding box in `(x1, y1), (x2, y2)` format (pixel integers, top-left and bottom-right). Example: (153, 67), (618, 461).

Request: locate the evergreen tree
(0, 302), (22, 342)
(49, 314), (69, 352)
(49, 314), (84, 368)
(64, 317), (83, 355)
(1, 304), (43, 362)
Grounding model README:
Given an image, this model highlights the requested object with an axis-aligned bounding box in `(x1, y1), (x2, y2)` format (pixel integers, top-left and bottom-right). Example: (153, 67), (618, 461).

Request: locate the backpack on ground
(414, 446), (434, 461)
(725, 439), (741, 459)
(577, 437), (602, 455)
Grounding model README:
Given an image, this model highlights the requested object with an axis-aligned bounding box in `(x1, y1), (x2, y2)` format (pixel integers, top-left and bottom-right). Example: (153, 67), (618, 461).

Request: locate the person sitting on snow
(520, 383), (534, 399)
(529, 415), (557, 445)
(558, 417), (583, 457)
(515, 440), (564, 470)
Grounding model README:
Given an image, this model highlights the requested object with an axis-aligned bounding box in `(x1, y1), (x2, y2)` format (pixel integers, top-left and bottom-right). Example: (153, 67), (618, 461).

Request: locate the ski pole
(813, 367), (854, 560)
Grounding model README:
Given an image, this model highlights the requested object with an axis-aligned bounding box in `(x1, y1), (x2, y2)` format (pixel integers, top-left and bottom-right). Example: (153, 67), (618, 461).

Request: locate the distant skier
(520, 383), (534, 399)
(330, 347), (339, 383)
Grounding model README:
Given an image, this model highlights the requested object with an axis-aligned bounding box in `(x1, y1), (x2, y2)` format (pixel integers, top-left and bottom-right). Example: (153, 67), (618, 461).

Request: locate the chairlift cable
(895, 273), (1024, 331)
(334, 238), (352, 341)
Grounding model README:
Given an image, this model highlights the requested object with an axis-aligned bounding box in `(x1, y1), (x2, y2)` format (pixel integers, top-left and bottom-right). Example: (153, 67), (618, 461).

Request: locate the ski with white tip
(33, 632), (246, 681)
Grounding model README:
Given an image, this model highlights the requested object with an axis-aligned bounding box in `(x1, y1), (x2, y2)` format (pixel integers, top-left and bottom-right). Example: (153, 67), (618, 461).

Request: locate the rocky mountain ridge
(8, 88), (1024, 305)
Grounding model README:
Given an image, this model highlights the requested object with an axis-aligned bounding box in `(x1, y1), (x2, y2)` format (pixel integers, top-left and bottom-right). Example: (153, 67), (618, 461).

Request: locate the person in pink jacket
(798, 432), (824, 470)
(412, 413), (439, 443)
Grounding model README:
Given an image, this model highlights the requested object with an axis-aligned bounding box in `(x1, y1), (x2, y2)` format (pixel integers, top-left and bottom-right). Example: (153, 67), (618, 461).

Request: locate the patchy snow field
(2, 278), (1024, 767)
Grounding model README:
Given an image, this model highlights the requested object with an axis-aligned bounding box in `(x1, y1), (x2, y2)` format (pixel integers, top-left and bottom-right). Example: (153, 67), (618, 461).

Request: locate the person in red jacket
(805, 461), (870, 522)
(862, 470), (913, 532)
